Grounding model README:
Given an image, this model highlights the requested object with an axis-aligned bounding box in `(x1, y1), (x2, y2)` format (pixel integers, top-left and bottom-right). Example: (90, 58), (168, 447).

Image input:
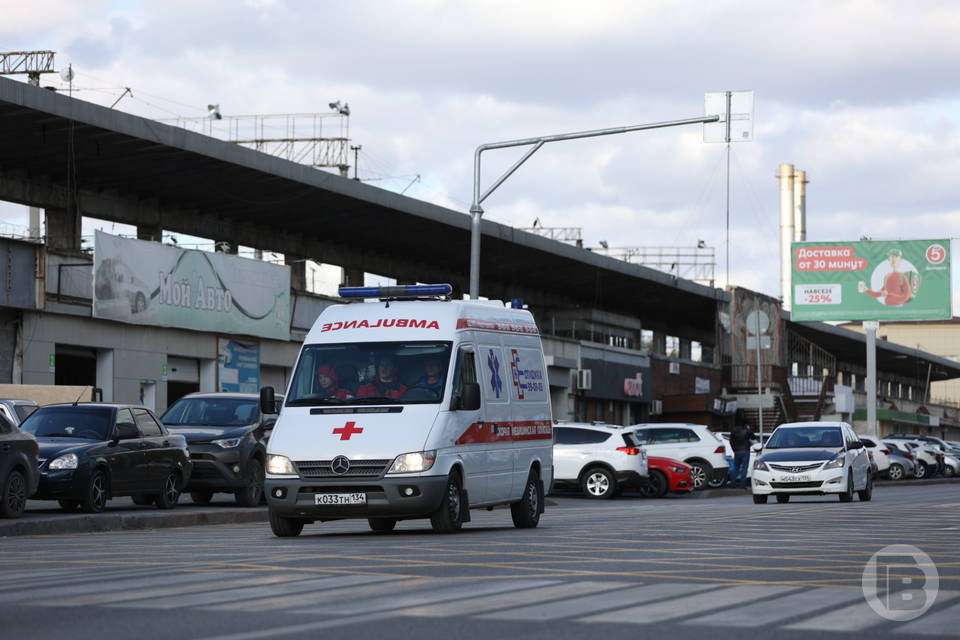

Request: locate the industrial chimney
(778, 164), (795, 309)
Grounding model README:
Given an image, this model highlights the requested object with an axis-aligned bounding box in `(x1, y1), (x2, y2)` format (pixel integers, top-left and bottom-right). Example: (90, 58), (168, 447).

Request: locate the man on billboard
(858, 248), (919, 307)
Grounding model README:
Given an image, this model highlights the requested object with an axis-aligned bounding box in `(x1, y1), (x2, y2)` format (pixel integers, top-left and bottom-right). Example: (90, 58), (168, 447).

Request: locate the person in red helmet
(315, 364), (353, 401)
(357, 356), (407, 399)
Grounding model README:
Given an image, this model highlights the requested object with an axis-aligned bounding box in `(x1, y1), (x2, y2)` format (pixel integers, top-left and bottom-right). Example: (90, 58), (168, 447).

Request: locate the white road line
(0, 567), (170, 591)
(60, 574), (300, 607)
(198, 611), (396, 640)
(783, 595), (893, 631)
(288, 579), (558, 616)
(401, 580), (632, 618)
(203, 577), (440, 613)
(683, 587), (866, 627)
(482, 582), (718, 622)
(110, 574), (394, 610)
(582, 585), (799, 624)
(893, 594), (960, 636)
(15, 571), (243, 605)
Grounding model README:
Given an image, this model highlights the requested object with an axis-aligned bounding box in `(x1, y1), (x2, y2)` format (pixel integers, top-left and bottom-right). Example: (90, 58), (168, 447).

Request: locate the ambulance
(260, 284), (553, 536)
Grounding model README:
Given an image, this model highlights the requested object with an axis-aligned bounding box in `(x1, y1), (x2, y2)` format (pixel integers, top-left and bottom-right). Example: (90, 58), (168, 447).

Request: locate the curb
(0, 507), (268, 537)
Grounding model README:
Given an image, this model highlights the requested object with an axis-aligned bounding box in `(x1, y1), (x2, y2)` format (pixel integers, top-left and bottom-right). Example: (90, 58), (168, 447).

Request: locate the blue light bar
(339, 283), (453, 298)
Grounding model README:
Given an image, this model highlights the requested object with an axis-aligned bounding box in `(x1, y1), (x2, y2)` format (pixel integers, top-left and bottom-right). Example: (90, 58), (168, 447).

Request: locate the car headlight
(823, 454), (845, 470)
(668, 465), (687, 474)
(49, 453), (78, 470)
(753, 459), (769, 472)
(266, 454), (297, 476)
(387, 450), (436, 474)
(212, 437), (243, 449)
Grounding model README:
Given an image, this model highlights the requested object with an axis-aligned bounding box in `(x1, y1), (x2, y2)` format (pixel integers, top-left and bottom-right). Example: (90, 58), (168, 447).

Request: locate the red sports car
(640, 456), (694, 498)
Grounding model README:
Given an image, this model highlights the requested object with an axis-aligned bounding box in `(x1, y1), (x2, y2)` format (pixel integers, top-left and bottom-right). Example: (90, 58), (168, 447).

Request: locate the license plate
(781, 474), (810, 482)
(315, 493), (366, 506)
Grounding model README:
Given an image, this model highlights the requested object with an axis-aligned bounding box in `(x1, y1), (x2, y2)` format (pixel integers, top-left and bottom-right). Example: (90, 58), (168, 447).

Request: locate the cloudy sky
(1, 0), (959, 310)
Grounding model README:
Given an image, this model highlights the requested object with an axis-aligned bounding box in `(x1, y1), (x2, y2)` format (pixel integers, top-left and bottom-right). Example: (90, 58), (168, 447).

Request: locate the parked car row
(0, 392), (280, 518)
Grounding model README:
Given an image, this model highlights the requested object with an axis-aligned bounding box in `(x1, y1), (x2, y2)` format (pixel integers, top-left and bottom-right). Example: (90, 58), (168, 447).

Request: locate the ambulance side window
(452, 348), (478, 405)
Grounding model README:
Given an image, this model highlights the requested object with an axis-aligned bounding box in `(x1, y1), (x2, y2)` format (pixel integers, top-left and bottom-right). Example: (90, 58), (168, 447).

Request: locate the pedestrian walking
(729, 421), (757, 489)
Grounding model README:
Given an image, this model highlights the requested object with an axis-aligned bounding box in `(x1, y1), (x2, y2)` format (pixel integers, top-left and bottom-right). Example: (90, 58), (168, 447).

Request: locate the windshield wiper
(348, 396), (399, 405)
(40, 432), (87, 438)
(286, 398), (349, 406)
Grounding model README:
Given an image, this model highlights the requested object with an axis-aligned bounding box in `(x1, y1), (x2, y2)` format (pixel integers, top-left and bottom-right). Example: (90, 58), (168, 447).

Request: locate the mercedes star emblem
(331, 455), (351, 475)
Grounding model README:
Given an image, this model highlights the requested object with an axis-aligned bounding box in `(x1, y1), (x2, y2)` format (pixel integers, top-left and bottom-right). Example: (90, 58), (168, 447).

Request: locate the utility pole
(351, 145), (362, 180)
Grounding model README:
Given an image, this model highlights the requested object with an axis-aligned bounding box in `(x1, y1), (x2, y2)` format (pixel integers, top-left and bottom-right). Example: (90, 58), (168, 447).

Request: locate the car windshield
(286, 341), (453, 406)
(19, 406), (113, 440)
(766, 427), (844, 449)
(162, 397), (259, 426)
(14, 405), (37, 422)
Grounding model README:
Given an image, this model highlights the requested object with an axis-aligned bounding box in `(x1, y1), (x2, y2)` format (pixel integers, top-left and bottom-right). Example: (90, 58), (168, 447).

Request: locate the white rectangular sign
(94, 231), (291, 340)
(795, 284), (842, 306)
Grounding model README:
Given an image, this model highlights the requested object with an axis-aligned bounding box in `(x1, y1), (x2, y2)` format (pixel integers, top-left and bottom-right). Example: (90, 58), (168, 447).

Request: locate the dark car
(0, 411), (39, 518)
(161, 392), (280, 507)
(19, 403), (192, 513)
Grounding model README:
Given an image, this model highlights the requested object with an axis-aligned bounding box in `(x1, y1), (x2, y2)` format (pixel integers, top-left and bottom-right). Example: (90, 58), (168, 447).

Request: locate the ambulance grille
(296, 459), (392, 478)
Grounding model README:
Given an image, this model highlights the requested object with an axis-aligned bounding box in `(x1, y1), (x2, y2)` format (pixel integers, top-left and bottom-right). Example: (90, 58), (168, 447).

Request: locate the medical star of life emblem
(331, 456), (350, 475)
(487, 349), (503, 398)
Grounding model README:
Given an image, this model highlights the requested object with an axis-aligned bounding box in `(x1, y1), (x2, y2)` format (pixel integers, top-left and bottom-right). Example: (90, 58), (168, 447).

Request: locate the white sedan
(751, 421), (873, 504)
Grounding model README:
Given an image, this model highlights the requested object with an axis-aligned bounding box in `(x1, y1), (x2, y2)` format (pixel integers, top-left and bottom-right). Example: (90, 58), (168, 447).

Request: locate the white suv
(628, 423), (728, 490)
(752, 421), (872, 503)
(553, 423), (648, 499)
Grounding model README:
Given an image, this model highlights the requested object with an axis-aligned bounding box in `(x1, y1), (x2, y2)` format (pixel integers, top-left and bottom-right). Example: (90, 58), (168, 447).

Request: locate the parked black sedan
(0, 411), (39, 518)
(161, 393), (279, 507)
(19, 403), (192, 513)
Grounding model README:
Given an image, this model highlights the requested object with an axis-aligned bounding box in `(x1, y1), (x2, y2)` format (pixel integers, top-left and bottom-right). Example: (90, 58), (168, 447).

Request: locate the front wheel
(155, 472), (181, 509)
(858, 474), (873, 501)
(839, 472), (854, 502)
(753, 494), (768, 504)
(944, 466), (956, 478)
(640, 470), (669, 499)
(80, 470), (108, 513)
(269, 508), (305, 537)
(0, 469), (27, 518)
(581, 467), (616, 499)
(510, 471), (542, 528)
(914, 463), (927, 479)
(235, 459), (264, 507)
(430, 472), (464, 533)
(687, 462), (708, 491)
(887, 463), (904, 481)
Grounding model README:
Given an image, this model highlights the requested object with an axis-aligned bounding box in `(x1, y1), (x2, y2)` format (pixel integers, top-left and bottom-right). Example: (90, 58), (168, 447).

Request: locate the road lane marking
(581, 585), (799, 624)
(60, 574), (310, 607)
(197, 612), (396, 640)
(202, 577), (431, 613)
(893, 595), (960, 635)
(401, 580), (630, 617)
(14, 571), (243, 604)
(482, 582), (717, 621)
(683, 586), (866, 627)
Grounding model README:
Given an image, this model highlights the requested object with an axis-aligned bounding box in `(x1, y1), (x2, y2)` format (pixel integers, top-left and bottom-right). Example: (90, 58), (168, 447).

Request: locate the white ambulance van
(261, 284), (553, 536)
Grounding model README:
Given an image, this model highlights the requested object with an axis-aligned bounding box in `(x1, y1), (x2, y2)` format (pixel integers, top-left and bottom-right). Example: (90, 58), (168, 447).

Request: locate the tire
(58, 499), (80, 512)
(269, 508), (304, 537)
(155, 472), (181, 509)
(430, 471), (464, 533)
(839, 472), (854, 502)
(887, 463), (904, 481)
(368, 518), (397, 532)
(914, 463), (927, 479)
(687, 462), (709, 491)
(131, 494), (155, 506)
(944, 466), (956, 478)
(640, 470), (669, 499)
(706, 470), (726, 489)
(580, 467), (616, 500)
(753, 495), (768, 504)
(190, 491), (214, 505)
(0, 469), (27, 518)
(510, 470), (542, 529)
(80, 470), (108, 513)
(235, 459), (264, 507)
(858, 474), (873, 502)
(776, 494), (790, 504)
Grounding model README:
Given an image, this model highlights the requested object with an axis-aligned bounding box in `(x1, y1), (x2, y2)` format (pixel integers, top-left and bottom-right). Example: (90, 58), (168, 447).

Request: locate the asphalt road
(2, 484), (958, 640)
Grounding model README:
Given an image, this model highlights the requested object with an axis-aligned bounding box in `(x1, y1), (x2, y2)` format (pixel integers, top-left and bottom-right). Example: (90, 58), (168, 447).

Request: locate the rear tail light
(714, 446), (725, 454)
(904, 452), (914, 460)
(880, 449), (890, 455)
(616, 447), (640, 456)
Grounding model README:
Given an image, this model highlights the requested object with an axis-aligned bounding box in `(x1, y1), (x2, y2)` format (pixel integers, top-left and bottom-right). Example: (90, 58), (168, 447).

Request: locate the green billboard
(791, 239), (952, 322)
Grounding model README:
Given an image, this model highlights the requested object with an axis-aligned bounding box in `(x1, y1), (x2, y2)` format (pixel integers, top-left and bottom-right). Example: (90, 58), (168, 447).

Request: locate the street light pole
(468, 114), (720, 299)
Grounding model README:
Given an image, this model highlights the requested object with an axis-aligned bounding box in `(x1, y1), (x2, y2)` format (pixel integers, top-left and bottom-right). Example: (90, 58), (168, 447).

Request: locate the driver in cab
(357, 356), (407, 399)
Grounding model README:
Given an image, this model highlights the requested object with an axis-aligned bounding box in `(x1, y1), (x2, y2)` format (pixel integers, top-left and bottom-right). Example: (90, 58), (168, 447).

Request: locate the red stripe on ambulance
(455, 420), (553, 445)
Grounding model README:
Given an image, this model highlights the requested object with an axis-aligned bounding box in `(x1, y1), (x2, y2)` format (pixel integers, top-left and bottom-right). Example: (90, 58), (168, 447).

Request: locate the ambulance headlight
(266, 454), (298, 476)
(387, 450), (436, 474)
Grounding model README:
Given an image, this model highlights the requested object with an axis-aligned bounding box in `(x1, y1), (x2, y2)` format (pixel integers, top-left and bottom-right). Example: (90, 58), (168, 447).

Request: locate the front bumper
(34, 467), (93, 500)
(187, 447), (246, 490)
(265, 475), (449, 520)
(751, 470), (845, 495)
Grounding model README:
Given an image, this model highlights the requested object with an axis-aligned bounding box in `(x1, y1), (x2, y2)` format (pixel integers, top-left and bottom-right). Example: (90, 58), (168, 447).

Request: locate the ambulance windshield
(286, 341), (453, 406)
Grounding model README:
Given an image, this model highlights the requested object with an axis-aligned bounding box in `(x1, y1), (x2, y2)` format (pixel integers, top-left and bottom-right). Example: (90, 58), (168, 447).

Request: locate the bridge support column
(45, 208), (81, 251)
(285, 256), (307, 291)
(343, 267), (364, 287)
(137, 223), (163, 242)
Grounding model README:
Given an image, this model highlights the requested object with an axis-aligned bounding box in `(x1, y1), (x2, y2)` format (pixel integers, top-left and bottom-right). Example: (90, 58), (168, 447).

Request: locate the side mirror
(457, 382), (481, 411)
(849, 441), (864, 450)
(114, 423), (139, 441)
(260, 386), (276, 416)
